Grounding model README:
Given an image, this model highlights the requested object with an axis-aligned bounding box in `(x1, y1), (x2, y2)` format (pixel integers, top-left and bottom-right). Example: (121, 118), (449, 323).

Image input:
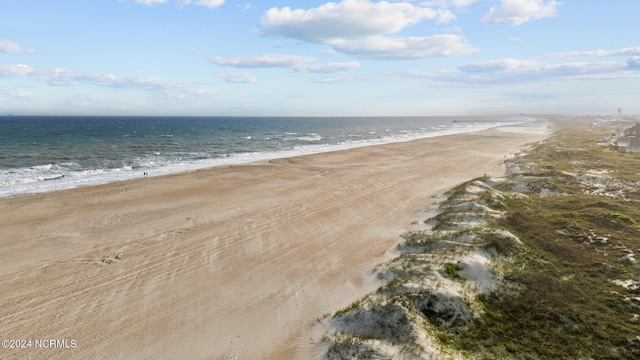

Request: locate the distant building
(616, 122), (640, 152)
(623, 123), (640, 137)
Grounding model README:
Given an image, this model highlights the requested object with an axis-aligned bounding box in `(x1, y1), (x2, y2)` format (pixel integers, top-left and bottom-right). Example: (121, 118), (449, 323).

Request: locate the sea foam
(0, 116), (532, 197)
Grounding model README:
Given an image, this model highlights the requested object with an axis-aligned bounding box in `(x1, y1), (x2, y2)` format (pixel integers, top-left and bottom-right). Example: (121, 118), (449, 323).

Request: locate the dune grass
(445, 118), (640, 359)
(323, 118), (640, 359)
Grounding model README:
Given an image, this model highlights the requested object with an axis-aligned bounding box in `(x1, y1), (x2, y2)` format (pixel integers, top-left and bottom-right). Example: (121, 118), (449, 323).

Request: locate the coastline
(0, 116), (525, 199)
(0, 121), (550, 359)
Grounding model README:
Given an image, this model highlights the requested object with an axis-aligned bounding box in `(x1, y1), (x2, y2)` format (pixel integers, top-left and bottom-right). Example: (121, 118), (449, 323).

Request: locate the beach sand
(0, 122), (549, 359)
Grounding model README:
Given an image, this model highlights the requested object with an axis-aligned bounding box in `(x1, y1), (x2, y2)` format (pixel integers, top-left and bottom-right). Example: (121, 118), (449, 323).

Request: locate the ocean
(0, 115), (531, 197)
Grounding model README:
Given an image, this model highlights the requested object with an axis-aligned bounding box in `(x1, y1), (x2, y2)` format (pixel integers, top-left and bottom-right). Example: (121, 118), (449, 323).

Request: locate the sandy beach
(0, 122), (549, 359)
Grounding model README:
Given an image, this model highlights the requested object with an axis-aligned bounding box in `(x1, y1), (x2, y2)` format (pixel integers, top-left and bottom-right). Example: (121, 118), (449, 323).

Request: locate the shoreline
(0, 121), (551, 359)
(0, 118), (532, 199)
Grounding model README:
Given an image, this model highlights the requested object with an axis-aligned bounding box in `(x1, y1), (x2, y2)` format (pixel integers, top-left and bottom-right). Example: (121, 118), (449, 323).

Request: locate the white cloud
(0, 64), (179, 90)
(458, 58), (538, 73)
(130, 0), (224, 8)
(571, 73), (640, 81)
(209, 54), (362, 73)
(543, 61), (629, 76)
(181, 0), (224, 8)
(216, 71), (257, 83)
(210, 54), (315, 68)
(0, 39), (32, 53)
(451, 0), (480, 6)
(428, 48), (640, 84)
(0, 64), (37, 76)
(112, 76), (179, 89)
(552, 47), (640, 58)
(294, 61), (361, 73)
(261, 1), (440, 42)
(0, 87), (36, 99)
(189, 88), (217, 95)
(330, 34), (477, 60)
(436, 8), (457, 24)
(628, 57), (640, 69)
(131, 0), (168, 5)
(45, 68), (179, 89)
(481, 0), (560, 26)
(259, 0), (468, 60)
(421, 58), (629, 84)
(422, 0), (480, 8)
(310, 76), (360, 84)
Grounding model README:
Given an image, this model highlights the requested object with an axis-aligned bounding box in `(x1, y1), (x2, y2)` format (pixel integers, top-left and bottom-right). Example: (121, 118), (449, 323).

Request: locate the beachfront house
(616, 122), (640, 152)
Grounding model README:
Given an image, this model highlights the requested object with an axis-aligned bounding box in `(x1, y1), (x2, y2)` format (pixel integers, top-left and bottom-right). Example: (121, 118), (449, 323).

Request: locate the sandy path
(0, 123), (549, 359)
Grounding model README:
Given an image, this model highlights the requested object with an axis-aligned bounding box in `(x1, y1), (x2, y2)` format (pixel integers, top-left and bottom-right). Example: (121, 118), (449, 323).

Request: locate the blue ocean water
(0, 116), (530, 197)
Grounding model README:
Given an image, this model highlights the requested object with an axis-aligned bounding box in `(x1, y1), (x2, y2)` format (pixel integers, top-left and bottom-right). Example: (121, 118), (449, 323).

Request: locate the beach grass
(449, 119), (640, 359)
(444, 262), (467, 281)
(323, 118), (640, 359)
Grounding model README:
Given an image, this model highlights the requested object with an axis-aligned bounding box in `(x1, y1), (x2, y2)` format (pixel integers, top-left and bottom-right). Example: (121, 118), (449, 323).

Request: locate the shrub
(444, 262), (467, 281)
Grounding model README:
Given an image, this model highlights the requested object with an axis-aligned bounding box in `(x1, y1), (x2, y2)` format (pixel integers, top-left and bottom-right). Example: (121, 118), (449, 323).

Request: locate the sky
(1, 0), (639, 116)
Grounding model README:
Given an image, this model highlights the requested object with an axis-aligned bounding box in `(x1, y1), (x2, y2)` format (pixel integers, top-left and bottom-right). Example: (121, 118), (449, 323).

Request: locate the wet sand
(0, 122), (549, 359)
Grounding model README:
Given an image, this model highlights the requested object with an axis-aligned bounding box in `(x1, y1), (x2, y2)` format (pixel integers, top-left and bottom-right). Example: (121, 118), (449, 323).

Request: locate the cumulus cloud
(481, 0), (560, 26)
(261, 1), (440, 42)
(0, 39), (32, 53)
(260, 0), (471, 60)
(216, 71), (257, 83)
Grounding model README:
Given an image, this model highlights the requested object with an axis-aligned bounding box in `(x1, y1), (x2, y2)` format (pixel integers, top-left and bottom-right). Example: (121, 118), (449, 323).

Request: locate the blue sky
(1, 0), (639, 116)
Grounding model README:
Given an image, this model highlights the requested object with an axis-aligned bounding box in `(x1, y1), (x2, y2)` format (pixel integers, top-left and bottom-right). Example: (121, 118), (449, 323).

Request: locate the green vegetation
(323, 118), (640, 359)
(334, 299), (363, 317)
(445, 119), (640, 359)
(444, 262), (467, 281)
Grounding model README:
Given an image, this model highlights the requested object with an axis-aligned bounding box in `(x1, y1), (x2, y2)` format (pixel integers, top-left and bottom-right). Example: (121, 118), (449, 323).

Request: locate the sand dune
(0, 122), (549, 359)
